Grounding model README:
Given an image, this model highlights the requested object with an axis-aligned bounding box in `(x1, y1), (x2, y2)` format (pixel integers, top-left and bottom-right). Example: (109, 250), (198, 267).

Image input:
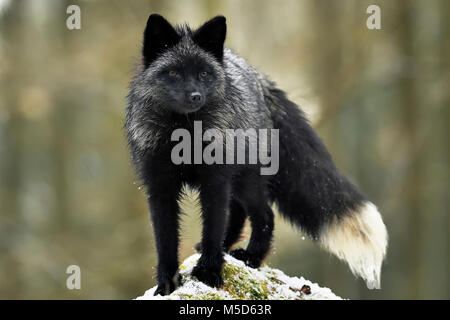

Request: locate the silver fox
(125, 14), (388, 295)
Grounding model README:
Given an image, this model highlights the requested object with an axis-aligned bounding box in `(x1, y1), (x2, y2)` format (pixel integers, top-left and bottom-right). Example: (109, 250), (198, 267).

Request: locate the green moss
(178, 293), (194, 300)
(267, 275), (284, 285)
(221, 263), (269, 300)
(178, 292), (224, 300)
(179, 261), (190, 271)
(202, 292), (225, 300)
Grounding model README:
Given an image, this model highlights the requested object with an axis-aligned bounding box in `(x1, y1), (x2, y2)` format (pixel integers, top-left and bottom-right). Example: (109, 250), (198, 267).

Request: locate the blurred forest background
(0, 0), (449, 299)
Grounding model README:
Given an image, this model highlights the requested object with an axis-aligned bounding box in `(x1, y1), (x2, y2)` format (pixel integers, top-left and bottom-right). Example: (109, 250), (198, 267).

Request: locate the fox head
(138, 14), (227, 114)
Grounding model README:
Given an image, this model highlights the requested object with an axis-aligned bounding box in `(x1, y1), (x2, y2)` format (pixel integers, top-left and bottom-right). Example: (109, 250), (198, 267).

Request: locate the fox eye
(169, 70), (178, 77)
(199, 71), (208, 78)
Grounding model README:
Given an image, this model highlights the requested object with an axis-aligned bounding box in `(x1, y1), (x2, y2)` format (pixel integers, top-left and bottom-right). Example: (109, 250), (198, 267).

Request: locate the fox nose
(189, 92), (203, 104)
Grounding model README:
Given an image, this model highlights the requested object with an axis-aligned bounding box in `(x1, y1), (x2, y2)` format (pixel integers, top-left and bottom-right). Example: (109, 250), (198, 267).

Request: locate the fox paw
(192, 265), (223, 288)
(154, 274), (182, 296)
(229, 248), (262, 268)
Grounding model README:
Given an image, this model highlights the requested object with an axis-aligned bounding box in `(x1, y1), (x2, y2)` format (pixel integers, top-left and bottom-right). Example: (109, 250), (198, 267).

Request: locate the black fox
(125, 14), (388, 296)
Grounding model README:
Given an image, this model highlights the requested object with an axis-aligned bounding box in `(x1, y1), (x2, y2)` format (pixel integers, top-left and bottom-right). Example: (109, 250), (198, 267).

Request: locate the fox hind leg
(230, 203), (274, 268)
(195, 200), (247, 253)
(223, 200), (248, 251)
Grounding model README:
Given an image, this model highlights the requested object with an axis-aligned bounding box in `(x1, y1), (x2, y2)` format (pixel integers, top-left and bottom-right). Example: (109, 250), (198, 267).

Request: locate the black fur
(193, 16), (227, 62)
(143, 14), (181, 68)
(265, 86), (366, 239)
(126, 15), (373, 295)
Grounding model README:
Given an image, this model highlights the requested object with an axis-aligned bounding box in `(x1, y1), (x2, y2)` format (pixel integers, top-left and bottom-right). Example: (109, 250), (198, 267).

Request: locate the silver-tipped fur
(320, 202), (388, 289)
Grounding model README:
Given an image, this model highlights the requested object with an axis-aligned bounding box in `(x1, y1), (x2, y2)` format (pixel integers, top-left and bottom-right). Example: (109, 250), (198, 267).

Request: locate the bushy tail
(263, 81), (388, 289)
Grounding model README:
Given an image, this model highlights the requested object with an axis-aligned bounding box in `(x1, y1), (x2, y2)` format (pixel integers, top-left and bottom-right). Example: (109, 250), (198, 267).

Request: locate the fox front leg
(192, 176), (231, 288)
(147, 181), (182, 296)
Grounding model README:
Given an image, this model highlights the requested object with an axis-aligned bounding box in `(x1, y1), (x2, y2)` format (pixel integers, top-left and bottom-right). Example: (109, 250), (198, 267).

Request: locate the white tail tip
(320, 202), (388, 289)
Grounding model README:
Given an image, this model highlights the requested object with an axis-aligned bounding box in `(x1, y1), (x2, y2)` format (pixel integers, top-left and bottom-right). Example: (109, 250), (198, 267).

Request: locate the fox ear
(193, 16), (227, 62)
(142, 14), (180, 68)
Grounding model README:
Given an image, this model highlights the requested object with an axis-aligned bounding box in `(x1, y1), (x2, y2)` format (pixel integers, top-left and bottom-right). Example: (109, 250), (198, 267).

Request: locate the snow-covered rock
(136, 253), (342, 300)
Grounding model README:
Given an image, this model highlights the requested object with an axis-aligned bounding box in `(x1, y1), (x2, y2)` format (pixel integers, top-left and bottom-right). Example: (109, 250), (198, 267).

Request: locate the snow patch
(136, 253), (342, 300)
